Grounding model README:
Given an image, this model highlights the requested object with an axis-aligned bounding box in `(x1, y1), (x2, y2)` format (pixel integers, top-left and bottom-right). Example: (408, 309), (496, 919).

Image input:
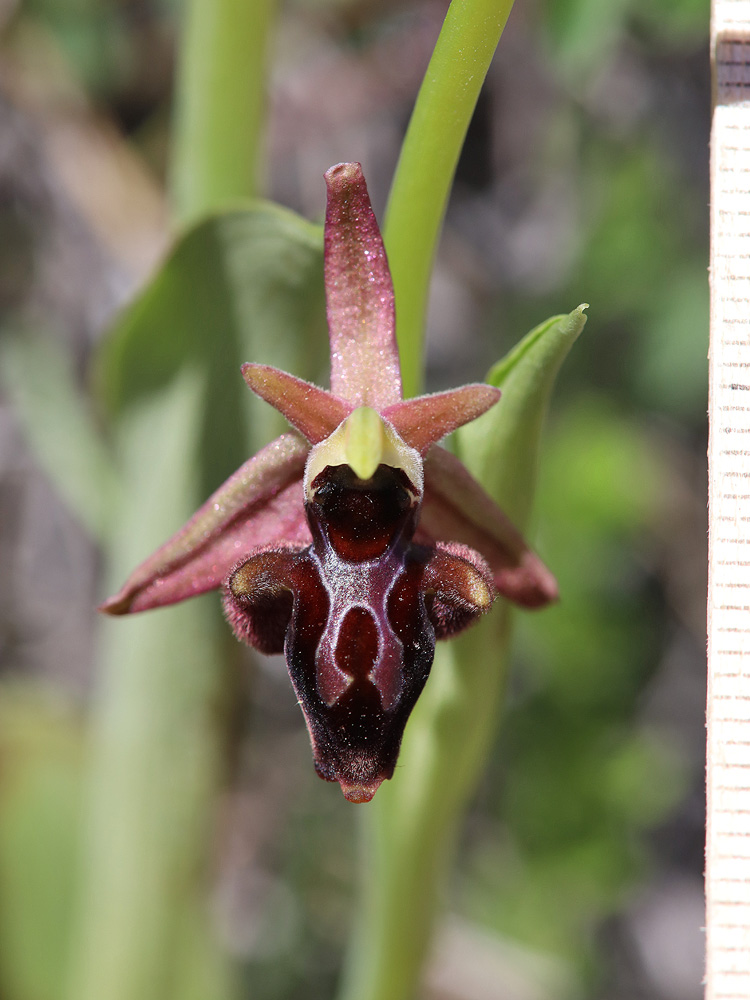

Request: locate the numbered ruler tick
(708, 9), (750, 998)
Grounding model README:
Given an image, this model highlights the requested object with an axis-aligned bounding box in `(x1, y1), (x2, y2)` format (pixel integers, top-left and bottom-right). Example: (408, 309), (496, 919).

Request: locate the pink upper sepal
(324, 163), (402, 409)
(419, 447), (558, 609)
(99, 433), (310, 615)
(384, 384), (501, 454)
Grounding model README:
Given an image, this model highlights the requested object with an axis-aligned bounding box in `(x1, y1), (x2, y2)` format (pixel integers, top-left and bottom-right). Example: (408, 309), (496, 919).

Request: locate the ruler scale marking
(708, 5), (750, 996)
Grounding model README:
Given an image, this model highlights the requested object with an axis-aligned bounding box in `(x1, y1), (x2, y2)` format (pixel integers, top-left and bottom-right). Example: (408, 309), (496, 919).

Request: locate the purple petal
(242, 363), (352, 443)
(100, 434), (310, 615)
(324, 163), (402, 408)
(384, 384), (501, 454)
(419, 447), (558, 609)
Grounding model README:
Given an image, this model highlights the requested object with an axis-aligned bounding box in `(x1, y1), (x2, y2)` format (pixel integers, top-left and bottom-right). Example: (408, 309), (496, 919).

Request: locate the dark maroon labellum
(291, 465), (436, 801)
(225, 461), (494, 802)
(226, 465), (438, 802)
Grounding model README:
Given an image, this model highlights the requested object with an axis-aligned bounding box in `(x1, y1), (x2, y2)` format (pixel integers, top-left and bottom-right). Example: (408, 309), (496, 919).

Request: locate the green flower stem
(338, 612), (513, 1000)
(384, 0), (516, 398)
(340, 309), (586, 1000)
(171, 0), (279, 225)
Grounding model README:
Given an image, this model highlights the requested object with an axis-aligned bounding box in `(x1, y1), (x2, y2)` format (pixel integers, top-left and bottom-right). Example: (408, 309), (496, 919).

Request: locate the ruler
(708, 4), (750, 998)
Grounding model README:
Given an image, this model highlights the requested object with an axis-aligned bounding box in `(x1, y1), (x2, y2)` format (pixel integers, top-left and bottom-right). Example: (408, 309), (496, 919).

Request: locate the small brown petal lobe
(241, 364), (352, 443)
(422, 542), (496, 638)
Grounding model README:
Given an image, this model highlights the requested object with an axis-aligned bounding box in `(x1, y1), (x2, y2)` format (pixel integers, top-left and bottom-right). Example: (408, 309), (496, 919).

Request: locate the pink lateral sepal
(122, 483), (310, 614)
(384, 384), (501, 454)
(99, 434), (310, 615)
(241, 364), (352, 444)
(420, 447), (558, 609)
(324, 163), (401, 408)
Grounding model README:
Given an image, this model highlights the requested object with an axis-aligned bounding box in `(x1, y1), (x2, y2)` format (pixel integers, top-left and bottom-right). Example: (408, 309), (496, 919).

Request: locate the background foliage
(0, 0), (707, 998)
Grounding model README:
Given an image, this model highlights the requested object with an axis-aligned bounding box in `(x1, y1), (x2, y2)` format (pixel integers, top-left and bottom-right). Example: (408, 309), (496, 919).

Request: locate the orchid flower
(101, 162), (557, 803)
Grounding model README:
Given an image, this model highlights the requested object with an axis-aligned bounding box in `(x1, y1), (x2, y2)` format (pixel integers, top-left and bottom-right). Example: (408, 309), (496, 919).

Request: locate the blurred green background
(0, 0), (707, 998)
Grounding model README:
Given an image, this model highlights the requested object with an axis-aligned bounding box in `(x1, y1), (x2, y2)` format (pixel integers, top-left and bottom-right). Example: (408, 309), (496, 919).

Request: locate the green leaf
(457, 305), (589, 526)
(171, 0), (279, 223)
(339, 307), (586, 1000)
(71, 202), (328, 1000)
(0, 330), (118, 542)
(0, 685), (85, 1000)
(384, 0), (516, 397)
(69, 372), (236, 1000)
(97, 202), (326, 495)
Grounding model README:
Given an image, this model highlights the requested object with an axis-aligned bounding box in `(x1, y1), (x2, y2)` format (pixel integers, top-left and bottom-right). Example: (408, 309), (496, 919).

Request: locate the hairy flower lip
(101, 161), (558, 801)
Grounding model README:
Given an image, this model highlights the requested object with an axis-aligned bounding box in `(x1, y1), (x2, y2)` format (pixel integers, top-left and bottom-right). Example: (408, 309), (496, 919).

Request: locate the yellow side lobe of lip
(343, 406), (384, 480)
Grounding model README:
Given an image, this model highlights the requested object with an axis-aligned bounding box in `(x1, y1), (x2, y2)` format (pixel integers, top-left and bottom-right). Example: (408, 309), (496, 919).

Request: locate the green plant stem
(171, 0), (279, 225)
(339, 309), (586, 1000)
(384, 0), (516, 398)
(338, 611), (513, 1000)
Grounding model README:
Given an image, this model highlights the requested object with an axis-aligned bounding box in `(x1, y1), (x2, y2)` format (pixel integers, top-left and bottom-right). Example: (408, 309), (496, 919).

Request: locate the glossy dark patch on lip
(308, 464), (416, 561)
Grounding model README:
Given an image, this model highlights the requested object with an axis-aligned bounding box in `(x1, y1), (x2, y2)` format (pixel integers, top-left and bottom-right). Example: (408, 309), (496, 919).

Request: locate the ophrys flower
(102, 163), (557, 802)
